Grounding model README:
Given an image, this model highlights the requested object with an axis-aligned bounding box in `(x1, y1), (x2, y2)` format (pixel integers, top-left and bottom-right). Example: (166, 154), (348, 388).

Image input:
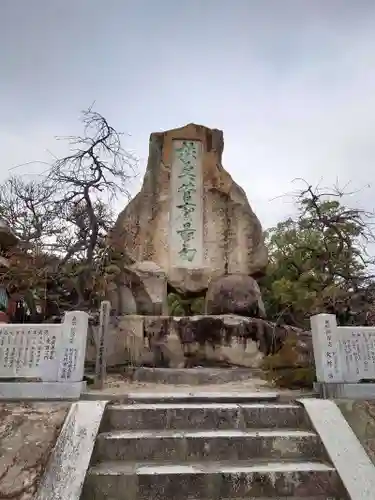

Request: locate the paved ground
(0, 402), (70, 500)
(84, 373), (313, 399)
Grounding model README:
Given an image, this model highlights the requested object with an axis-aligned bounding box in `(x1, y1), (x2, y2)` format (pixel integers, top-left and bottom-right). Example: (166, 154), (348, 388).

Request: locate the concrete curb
(35, 400), (108, 500)
(299, 398), (375, 500)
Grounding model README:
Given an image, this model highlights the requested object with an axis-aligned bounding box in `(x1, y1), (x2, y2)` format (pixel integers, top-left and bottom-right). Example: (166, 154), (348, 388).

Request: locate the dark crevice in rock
(167, 282), (205, 301)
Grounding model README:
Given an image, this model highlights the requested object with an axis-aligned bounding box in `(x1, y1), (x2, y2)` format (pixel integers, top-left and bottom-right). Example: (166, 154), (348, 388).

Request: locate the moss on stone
(167, 292), (205, 316)
(261, 333), (316, 389)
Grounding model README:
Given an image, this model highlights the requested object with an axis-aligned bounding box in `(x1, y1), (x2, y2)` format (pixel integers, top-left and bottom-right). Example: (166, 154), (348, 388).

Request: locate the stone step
(103, 403), (307, 431)
(119, 391), (280, 405)
(82, 460), (346, 499)
(125, 367), (264, 385)
(93, 429), (325, 463)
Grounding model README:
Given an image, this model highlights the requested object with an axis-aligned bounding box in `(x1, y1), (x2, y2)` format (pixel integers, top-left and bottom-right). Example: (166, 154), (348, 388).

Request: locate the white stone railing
(0, 311), (88, 399)
(310, 313), (375, 384)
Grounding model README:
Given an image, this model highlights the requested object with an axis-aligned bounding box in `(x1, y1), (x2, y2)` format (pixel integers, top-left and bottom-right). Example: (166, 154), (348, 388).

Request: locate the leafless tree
(0, 107), (138, 314)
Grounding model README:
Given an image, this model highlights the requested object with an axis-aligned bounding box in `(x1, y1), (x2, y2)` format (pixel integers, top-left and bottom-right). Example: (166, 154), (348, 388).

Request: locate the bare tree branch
(0, 107), (137, 317)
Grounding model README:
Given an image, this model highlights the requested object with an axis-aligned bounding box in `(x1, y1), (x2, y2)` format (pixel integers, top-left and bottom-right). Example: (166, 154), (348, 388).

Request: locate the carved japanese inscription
(169, 139), (203, 268)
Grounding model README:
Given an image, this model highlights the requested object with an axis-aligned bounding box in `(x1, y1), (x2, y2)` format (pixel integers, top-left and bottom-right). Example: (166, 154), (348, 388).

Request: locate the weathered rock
(86, 315), (185, 369)
(86, 314), (313, 371)
(205, 274), (266, 317)
(106, 260), (167, 316)
(0, 403), (69, 500)
(336, 400), (375, 465)
(110, 124), (268, 293)
(129, 261), (168, 315)
(261, 325), (315, 388)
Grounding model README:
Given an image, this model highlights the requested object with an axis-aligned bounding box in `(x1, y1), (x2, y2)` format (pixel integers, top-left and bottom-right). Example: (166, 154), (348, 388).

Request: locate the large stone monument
(111, 124), (268, 293)
(99, 124), (275, 370)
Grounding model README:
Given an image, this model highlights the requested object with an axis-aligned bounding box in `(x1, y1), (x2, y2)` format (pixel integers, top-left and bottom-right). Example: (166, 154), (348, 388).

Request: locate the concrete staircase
(81, 393), (348, 499)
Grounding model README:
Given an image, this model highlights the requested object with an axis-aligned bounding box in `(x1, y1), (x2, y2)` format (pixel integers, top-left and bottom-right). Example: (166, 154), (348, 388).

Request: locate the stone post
(94, 301), (111, 390)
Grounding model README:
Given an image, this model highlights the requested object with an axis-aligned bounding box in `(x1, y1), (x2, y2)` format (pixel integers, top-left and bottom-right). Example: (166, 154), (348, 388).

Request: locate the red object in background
(7, 293), (22, 320)
(0, 311), (9, 323)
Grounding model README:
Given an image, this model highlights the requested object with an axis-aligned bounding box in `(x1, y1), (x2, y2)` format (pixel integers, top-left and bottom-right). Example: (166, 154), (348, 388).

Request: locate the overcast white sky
(1, 0), (375, 230)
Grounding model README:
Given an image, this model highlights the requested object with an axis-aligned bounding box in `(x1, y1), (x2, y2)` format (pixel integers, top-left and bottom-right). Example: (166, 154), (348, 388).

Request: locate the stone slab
(0, 311), (89, 383)
(83, 460), (343, 499)
(94, 428), (323, 462)
(299, 398), (375, 500)
(122, 391), (280, 404)
(0, 381), (87, 400)
(314, 382), (375, 399)
(311, 313), (375, 383)
(35, 400), (107, 500)
(103, 402), (308, 431)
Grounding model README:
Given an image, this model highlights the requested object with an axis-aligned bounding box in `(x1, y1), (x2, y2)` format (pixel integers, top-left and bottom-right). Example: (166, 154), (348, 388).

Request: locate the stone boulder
(130, 261), (168, 315)
(109, 123), (268, 293)
(205, 274), (266, 318)
(85, 313), (313, 372)
(106, 261), (167, 316)
(261, 323), (315, 388)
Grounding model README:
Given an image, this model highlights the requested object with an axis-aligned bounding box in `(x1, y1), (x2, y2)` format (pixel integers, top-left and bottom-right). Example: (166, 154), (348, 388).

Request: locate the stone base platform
(0, 381), (87, 400)
(314, 382), (375, 399)
(123, 367), (264, 385)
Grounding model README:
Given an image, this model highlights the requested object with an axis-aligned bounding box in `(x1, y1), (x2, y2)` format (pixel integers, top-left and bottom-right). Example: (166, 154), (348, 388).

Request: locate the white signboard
(169, 139), (204, 268)
(311, 313), (375, 383)
(0, 311), (88, 382)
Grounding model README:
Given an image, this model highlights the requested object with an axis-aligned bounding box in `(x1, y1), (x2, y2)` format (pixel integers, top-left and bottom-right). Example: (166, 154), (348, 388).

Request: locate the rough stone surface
(110, 124), (268, 293)
(262, 328), (315, 389)
(205, 274), (266, 317)
(86, 313), (313, 373)
(105, 261), (167, 316)
(84, 461), (343, 499)
(94, 428), (324, 463)
(336, 399), (375, 464)
(0, 402), (69, 500)
(103, 402), (310, 431)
